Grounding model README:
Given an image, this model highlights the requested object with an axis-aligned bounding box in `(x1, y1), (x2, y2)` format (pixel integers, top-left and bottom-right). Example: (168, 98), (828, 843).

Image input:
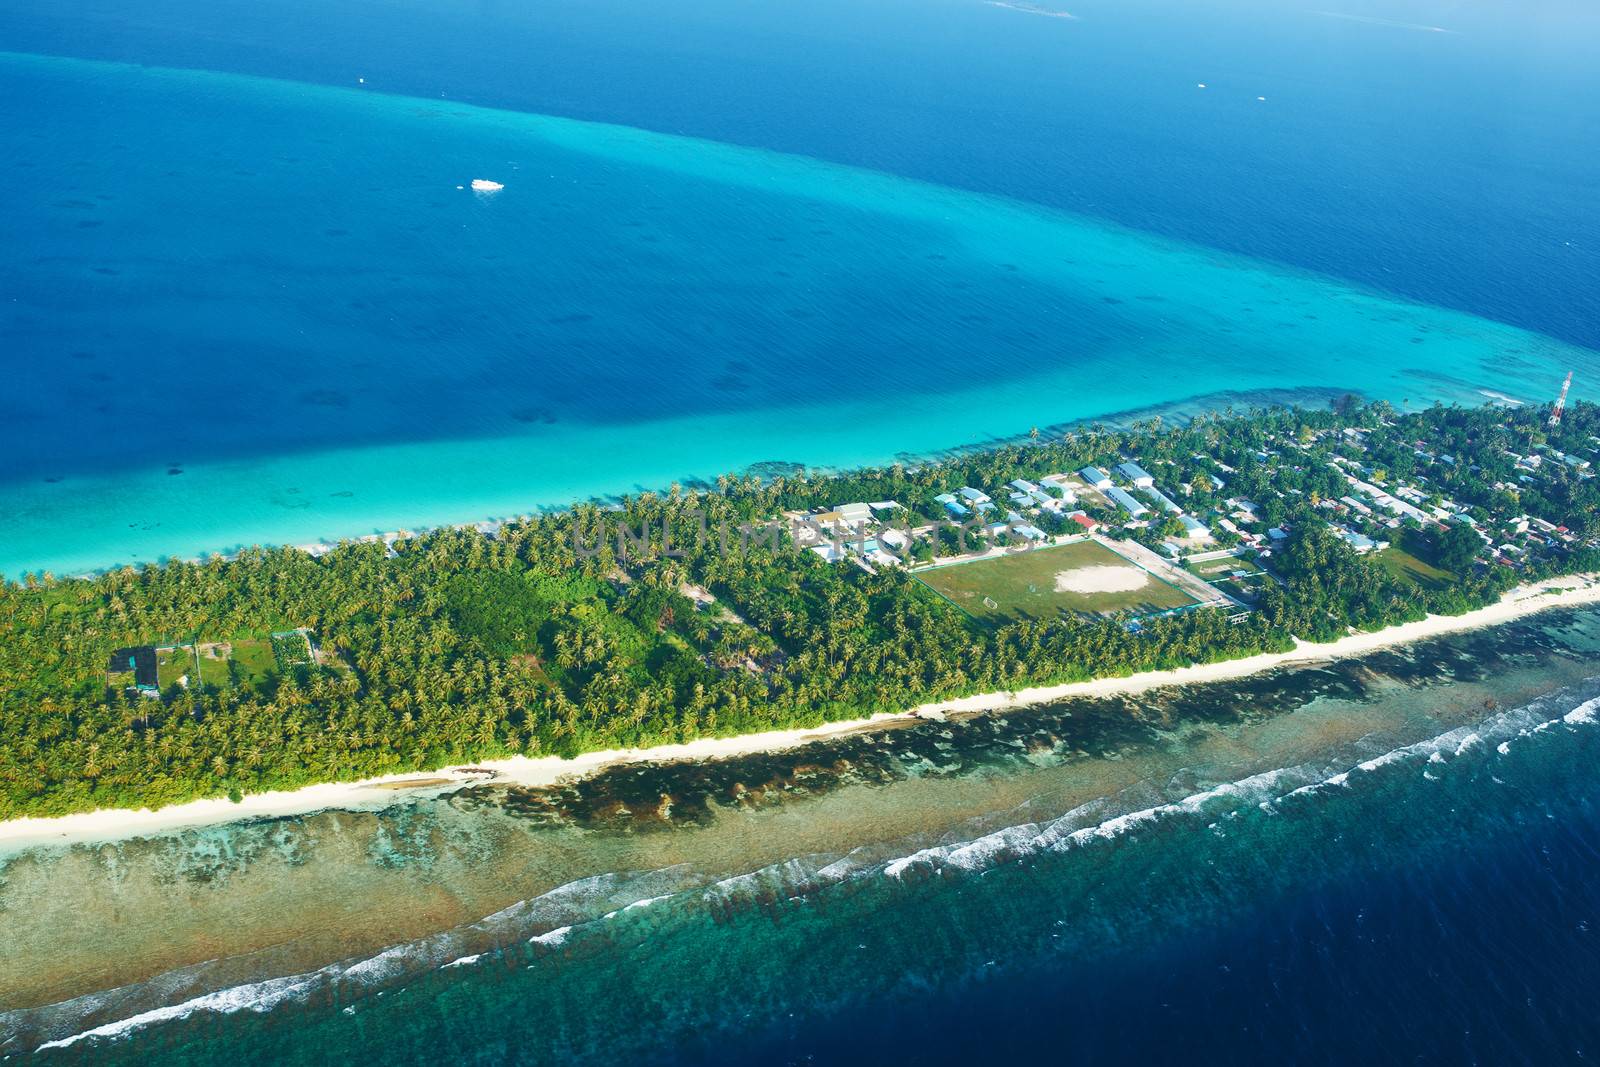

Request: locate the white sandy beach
(4, 572), (1598, 853)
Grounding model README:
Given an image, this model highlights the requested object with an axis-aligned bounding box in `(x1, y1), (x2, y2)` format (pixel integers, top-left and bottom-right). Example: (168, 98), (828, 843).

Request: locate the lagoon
(3, 50), (1596, 577)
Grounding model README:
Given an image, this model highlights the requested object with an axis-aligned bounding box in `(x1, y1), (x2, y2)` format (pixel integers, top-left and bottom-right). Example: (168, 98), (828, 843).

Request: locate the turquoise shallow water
(3, 50), (1597, 577)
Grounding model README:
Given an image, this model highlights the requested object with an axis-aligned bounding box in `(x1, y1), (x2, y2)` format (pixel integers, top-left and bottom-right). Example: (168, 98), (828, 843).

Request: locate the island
(3, 396), (1597, 824)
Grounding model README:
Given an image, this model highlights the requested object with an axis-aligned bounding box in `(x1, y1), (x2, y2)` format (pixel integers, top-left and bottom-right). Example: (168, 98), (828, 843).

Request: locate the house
(1267, 527), (1289, 543)
(1008, 479), (1039, 494)
(1105, 486), (1149, 518)
(1079, 466), (1112, 490)
(1068, 512), (1098, 531)
(1335, 527), (1384, 554)
(1009, 491), (1034, 508)
(1004, 512), (1047, 541)
(1115, 461), (1155, 488)
(1178, 515), (1209, 540)
(1036, 480), (1077, 506)
(1143, 487), (1183, 513)
(1040, 474), (1079, 499)
(813, 508), (873, 536)
(1229, 499), (1262, 522)
(958, 487), (991, 505)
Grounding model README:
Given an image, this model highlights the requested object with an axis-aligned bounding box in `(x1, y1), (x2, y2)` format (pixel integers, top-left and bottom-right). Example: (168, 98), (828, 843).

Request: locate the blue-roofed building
(1144, 487), (1183, 513)
(1336, 527), (1385, 554)
(1105, 486), (1149, 518)
(1178, 515), (1209, 539)
(1115, 461), (1155, 487)
(1079, 466), (1112, 489)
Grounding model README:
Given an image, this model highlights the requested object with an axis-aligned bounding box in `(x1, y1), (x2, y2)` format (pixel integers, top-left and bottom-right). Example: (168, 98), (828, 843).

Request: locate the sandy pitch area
(1055, 564), (1149, 594)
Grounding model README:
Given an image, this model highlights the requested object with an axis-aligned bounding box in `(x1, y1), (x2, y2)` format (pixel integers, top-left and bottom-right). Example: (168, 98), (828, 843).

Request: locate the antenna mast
(1549, 372), (1573, 428)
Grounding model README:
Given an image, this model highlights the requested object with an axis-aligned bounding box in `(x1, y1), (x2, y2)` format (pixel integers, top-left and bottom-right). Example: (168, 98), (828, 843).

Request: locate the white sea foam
(21, 867), (704, 1052)
(442, 954), (483, 969)
(37, 971), (324, 1051)
(1563, 696), (1600, 724)
(883, 688), (1600, 883)
(530, 926), (571, 946)
(886, 770), (1297, 879)
(622, 894), (672, 912)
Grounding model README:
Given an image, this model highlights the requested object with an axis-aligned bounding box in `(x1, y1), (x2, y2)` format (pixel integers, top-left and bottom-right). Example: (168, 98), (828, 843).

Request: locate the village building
(1105, 486), (1149, 518)
(1115, 461), (1155, 487)
(1078, 466), (1113, 490)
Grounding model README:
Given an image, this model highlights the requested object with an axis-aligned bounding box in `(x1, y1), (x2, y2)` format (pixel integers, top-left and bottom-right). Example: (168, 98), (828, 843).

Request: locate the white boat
(470, 178), (505, 192)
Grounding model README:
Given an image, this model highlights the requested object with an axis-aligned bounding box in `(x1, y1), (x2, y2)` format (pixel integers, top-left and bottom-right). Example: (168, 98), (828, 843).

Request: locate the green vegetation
(1376, 547), (1455, 591)
(155, 646), (196, 691)
(2, 399), (1598, 820)
(270, 631), (313, 670)
(226, 638), (278, 688)
(1190, 555), (1262, 578)
(194, 646), (234, 688)
(917, 541), (1198, 622)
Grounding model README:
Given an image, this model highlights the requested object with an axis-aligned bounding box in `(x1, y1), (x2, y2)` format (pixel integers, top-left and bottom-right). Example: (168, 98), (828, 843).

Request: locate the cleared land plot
(105, 633), (333, 696)
(1211, 575), (1263, 603)
(192, 638), (279, 689)
(156, 646), (199, 690)
(1191, 554), (1262, 578)
(1377, 547), (1455, 590)
(917, 540), (1201, 622)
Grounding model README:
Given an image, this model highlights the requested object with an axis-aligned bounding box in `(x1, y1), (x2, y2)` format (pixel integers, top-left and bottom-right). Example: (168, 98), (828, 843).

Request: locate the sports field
(916, 540), (1201, 622)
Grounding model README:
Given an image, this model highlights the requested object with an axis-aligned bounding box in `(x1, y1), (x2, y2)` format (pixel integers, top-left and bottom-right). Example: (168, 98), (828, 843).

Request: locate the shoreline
(4, 573), (1597, 854)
